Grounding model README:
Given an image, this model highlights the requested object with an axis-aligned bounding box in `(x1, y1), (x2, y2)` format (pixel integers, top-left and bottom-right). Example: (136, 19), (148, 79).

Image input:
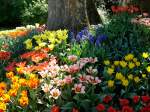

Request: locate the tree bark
(140, 0), (150, 14)
(47, 0), (101, 31)
(87, 0), (101, 25)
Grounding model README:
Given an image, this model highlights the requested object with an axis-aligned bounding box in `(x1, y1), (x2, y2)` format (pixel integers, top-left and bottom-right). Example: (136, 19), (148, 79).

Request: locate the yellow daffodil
(55, 39), (62, 44)
(24, 39), (32, 49)
(47, 32), (55, 40)
(33, 35), (41, 40)
(36, 39), (42, 44)
(24, 30), (68, 51)
(34, 46), (41, 50)
(48, 44), (55, 50)
(38, 42), (47, 47)
(29, 73), (37, 79)
(56, 30), (68, 40)
(49, 38), (56, 44)
(41, 35), (48, 40)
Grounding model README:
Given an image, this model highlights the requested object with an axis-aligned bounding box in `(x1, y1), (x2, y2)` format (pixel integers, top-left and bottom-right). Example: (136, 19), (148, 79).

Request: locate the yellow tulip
(134, 76), (140, 83)
(142, 52), (149, 59)
(108, 80), (114, 88)
(146, 66), (150, 73)
(128, 62), (135, 69)
(115, 72), (123, 80)
(125, 54), (134, 61)
(107, 68), (114, 75)
(104, 60), (110, 65)
(120, 61), (127, 68)
(122, 79), (129, 87)
(128, 74), (133, 80)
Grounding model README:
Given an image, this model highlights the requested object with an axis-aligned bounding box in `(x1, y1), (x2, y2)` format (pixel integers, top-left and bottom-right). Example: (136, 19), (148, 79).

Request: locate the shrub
(0, 0), (48, 27)
(99, 13), (150, 57)
(21, 0), (48, 25)
(0, 0), (25, 26)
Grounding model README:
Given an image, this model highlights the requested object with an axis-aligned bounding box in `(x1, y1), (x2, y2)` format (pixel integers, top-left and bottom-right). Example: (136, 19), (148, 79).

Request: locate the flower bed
(0, 24), (45, 39)
(0, 26), (149, 111)
(0, 5), (150, 111)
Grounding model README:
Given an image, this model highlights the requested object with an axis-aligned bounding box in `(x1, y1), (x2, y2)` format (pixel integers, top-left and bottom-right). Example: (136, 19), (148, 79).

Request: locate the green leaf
(61, 102), (74, 110)
(121, 89), (126, 96)
(80, 99), (91, 112)
(73, 95), (80, 101)
(91, 107), (97, 112)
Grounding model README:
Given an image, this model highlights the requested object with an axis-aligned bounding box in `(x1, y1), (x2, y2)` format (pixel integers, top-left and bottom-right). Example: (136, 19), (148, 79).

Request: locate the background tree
(0, 0), (48, 28)
(47, 0), (101, 31)
(140, 0), (150, 14)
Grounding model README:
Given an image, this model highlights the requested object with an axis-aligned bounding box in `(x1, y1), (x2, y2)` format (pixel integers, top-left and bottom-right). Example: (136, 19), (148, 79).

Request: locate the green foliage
(0, 0), (25, 26)
(101, 13), (150, 58)
(0, 0), (48, 26)
(21, 0), (48, 25)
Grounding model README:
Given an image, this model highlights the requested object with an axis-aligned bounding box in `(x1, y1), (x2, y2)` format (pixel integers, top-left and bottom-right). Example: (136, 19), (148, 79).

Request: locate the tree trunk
(87, 0), (101, 25)
(140, 0), (150, 14)
(47, 0), (101, 31)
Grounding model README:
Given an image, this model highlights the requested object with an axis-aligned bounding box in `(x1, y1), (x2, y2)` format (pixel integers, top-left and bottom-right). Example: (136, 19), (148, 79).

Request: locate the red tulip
(133, 96), (140, 104)
(122, 106), (134, 112)
(107, 106), (117, 112)
(103, 95), (112, 103)
(142, 96), (150, 103)
(140, 104), (150, 112)
(119, 99), (129, 106)
(5, 61), (16, 72)
(0, 51), (11, 60)
(111, 6), (119, 13)
(96, 104), (105, 112)
(51, 105), (60, 112)
(72, 108), (79, 112)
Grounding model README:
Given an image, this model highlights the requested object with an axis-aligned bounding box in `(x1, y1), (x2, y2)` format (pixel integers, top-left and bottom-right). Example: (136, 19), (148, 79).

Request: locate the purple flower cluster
(69, 27), (108, 47)
(95, 35), (107, 47)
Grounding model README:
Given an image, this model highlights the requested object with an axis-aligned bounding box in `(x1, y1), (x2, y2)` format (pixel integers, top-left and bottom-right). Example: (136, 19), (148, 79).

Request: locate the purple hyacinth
(95, 34), (108, 47)
(69, 27), (108, 46)
(89, 35), (95, 44)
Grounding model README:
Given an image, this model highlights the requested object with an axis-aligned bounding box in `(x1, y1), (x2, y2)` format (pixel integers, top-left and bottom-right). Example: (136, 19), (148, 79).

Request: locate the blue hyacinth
(95, 34), (108, 47)
(69, 27), (108, 47)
